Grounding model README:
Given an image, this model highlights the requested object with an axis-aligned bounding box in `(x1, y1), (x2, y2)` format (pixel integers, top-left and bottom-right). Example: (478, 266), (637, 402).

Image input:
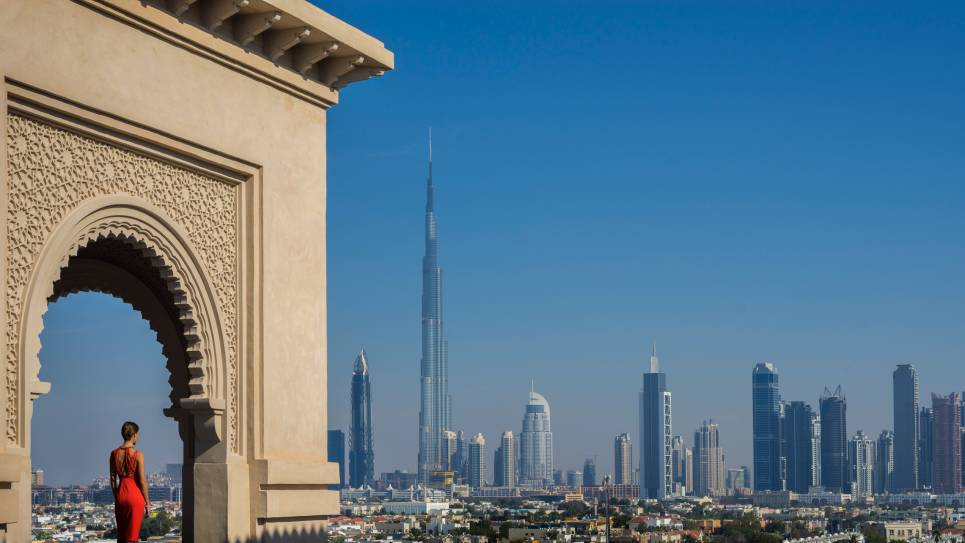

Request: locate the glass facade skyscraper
(820, 386), (848, 493)
(418, 134), (451, 483)
(752, 362), (783, 491)
(640, 344), (672, 499)
(920, 407), (934, 489)
(520, 388), (554, 486)
(328, 429), (345, 490)
(783, 400), (820, 493)
(875, 430), (895, 494)
(892, 364), (920, 491)
(350, 350), (375, 488)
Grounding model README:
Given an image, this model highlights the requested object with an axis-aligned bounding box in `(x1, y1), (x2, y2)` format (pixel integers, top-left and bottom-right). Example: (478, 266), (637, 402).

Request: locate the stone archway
(1, 0), (394, 539)
(13, 186), (238, 539)
(24, 199), (231, 539)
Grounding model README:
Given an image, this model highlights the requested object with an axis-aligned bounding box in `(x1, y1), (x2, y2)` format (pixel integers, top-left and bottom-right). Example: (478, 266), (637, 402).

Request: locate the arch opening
(25, 227), (221, 540)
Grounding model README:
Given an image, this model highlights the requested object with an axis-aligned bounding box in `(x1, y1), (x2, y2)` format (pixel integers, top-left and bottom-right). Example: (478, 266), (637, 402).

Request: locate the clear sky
(34, 1), (965, 486)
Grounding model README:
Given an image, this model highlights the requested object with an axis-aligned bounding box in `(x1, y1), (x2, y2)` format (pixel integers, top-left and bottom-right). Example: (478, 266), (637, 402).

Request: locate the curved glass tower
(350, 349), (374, 487)
(418, 132), (451, 482)
(520, 388), (554, 486)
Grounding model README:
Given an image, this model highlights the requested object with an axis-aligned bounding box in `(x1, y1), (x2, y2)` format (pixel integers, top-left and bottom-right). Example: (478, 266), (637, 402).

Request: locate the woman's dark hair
(121, 421), (140, 441)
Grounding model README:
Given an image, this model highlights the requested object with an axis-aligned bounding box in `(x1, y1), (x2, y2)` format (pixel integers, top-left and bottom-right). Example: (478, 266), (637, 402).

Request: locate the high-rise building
(783, 401), (821, 493)
(31, 469), (44, 486)
(494, 431), (517, 488)
(553, 470), (564, 486)
(164, 464), (182, 484)
(932, 393), (962, 494)
(566, 470), (583, 488)
(684, 451), (695, 495)
(753, 363), (784, 491)
(452, 430), (467, 483)
(849, 430), (875, 499)
(418, 134), (451, 483)
(350, 350), (375, 488)
(442, 430), (458, 472)
(615, 433), (633, 484)
(328, 429), (346, 489)
(820, 386), (848, 492)
(693, 421), (724, 497)
(583, 458), (597, 487)
(726, 468), (746, 494)
(920, 407), (934, 489)
(519, 388), (554, 486)
(640, 344), (672, 499)
(671, 436), (688, 495)
(892, 364), (920, 491)
(875, 430), (895, 494)
(741, 466), (751, 492)
(468, 433), (486, 488)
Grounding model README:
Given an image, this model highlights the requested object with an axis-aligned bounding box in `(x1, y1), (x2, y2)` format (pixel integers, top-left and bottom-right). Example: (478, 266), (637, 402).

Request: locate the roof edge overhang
(81, 0), (395, 109)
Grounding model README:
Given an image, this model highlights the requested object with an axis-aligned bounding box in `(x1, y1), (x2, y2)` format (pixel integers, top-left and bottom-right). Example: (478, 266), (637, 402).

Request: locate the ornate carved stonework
(4, 114), (240, 450)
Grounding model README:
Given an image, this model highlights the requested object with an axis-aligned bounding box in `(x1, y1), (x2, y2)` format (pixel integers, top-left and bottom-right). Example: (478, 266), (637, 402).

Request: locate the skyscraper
(453, 431), (467, 483)
(671, 436), (687, 495)
(328, 430), (345, 490)
(892, 364), (920, 491)
(468, 433), (486, 489)
(418, 133), (451, 483)
(442, 430), (458, 471)
(350, 350), (375, 488)
(520, 388), (554, 486)
(932, 393), (962, 494)
(693, 421), (724, 497)
(753, 363), (784, 492)
(640, 344), (672, 499)
(614, 433), (633, 484)
(849, 430), (875, 499)
(726, 468), (746, 494)
(494, 431), (517, 487)
(783, 401), (821, 493)
(875, 430), (895, 494)
(820, 386), (848, 493)
(920, 407), (934, 489)
(566, 470), (583, 488)
(583, 458), (597, 487)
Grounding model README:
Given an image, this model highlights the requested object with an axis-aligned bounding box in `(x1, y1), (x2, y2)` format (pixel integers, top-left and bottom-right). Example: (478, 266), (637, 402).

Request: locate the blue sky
(34, 1), (965, 485)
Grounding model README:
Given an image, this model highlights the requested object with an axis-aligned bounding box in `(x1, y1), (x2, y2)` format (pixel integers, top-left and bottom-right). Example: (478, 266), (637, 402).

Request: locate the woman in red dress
(109, 421), (150, 543)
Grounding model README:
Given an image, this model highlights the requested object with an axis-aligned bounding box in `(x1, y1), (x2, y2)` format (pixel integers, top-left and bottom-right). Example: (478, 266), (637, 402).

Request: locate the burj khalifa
(418, 132), (450, 483)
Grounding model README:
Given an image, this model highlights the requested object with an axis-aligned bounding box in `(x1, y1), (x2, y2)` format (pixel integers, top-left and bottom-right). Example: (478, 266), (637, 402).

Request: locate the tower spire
(426, 127), (434, 211)
(649, 342), (659, 373)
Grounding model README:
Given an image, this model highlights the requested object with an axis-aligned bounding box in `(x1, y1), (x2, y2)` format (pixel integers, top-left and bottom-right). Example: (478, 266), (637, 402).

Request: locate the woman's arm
(137, 452), (150, 512)
(109, 451), (118, 499)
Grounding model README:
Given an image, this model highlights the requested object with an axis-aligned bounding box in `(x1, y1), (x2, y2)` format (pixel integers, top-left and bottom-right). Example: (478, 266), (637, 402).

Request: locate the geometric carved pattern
(4, 114), (240, 451)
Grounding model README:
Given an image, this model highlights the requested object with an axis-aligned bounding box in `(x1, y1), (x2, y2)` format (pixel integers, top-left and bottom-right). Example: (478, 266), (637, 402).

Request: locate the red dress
(112, 447), (145, 542)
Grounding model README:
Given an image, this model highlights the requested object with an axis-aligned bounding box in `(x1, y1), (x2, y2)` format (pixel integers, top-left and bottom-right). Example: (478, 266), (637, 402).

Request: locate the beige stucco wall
(0, 0), (389, 539)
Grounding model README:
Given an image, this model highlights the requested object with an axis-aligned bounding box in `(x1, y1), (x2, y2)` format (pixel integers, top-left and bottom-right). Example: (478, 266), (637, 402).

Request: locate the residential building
(494, 431), (517, 488)
(468, 433), (486, 489)
(875, 430), (895, 494)
(849, 430), (875, 498)
(933, 393), (962, 494)
(693, 421), (724, 496)
(920, 407), (934, 489)
(615, 433), (633, 484)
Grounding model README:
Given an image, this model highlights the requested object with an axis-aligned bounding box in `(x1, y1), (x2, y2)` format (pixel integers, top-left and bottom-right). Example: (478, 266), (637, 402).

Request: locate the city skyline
(27, 0), (965, 487)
